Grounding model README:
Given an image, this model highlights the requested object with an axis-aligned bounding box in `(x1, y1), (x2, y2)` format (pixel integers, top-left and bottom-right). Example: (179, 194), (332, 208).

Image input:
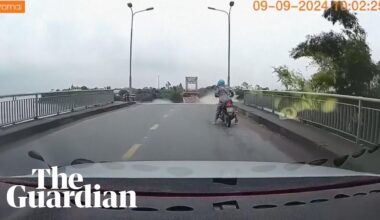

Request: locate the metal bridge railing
(244, 90), (380, 146)
(0, 90), (114, 127)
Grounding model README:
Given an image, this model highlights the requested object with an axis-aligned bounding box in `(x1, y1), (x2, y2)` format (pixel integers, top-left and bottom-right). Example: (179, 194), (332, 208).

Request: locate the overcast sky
(0, 0), (379, 95)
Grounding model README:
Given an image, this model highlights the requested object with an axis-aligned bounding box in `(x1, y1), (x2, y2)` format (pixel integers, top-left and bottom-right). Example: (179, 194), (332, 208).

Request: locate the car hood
(32, 161), (377, 178)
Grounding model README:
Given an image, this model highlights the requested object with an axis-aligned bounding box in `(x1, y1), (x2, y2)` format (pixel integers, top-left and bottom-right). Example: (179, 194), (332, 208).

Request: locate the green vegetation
(273, 66), (306, 91)
(234, 82), (268, 100)
(134, 88), (159, 102)
(159, 83), (184, 103)
(274, 1), (380, 97)
(131, 83), (184, 103)
(234, 87), (245, 100)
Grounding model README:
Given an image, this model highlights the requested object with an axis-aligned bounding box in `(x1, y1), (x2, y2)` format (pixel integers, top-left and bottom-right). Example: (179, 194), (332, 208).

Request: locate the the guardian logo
(6, 167), (137, 208)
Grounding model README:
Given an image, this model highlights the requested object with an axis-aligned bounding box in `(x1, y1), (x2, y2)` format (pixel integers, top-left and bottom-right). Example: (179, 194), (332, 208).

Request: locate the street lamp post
(208, 1), (234, 87)
(127, 2), (154, 89)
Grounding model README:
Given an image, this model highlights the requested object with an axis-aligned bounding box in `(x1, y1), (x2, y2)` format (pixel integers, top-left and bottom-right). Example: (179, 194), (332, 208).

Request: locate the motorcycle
(219, 99), (236, 127)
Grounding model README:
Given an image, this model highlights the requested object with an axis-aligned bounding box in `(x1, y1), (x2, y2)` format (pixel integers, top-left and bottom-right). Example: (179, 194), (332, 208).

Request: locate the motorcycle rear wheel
(224, 114), (231, 127)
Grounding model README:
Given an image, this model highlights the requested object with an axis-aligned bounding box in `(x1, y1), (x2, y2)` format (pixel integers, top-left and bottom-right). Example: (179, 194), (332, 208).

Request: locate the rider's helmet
(217, 79), (225, 87)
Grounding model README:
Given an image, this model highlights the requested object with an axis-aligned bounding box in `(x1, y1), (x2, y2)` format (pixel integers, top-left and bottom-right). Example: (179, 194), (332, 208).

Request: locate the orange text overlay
(0, 1), (25, 13)
(253, 0), (380, 12)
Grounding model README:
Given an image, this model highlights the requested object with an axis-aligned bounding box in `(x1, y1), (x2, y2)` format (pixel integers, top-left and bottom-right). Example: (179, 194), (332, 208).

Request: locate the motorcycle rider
(214, 79), (238, 124)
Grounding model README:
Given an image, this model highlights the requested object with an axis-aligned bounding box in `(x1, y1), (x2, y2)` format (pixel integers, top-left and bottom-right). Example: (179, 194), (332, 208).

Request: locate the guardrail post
(271, 94), (275, 114)
(356, 99), (362, 143)
(34, 94), (38, 119)
(71, 96), (75, 112)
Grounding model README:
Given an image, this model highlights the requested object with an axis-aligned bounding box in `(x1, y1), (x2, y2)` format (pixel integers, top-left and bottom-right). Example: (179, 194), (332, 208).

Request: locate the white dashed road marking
(150, 124), (159, 130)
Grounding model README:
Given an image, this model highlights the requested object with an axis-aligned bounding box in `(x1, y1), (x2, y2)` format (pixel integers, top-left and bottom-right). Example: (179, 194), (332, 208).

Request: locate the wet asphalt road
(0, 103), (337, 176)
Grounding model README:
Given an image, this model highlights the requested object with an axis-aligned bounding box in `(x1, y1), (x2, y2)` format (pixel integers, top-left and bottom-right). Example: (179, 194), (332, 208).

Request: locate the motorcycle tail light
(226, 100), (233, 107)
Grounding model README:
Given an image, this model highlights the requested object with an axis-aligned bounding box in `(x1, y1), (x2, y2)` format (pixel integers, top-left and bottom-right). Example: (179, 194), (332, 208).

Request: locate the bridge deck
(0, 103), (340, 176)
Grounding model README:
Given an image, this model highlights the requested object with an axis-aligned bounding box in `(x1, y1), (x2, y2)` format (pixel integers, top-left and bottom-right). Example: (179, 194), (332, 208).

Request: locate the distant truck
(183, 76), (199, 103)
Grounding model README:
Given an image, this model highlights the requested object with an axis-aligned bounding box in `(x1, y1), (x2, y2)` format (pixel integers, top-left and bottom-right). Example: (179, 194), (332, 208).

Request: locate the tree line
(273, 1), (380, 98)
